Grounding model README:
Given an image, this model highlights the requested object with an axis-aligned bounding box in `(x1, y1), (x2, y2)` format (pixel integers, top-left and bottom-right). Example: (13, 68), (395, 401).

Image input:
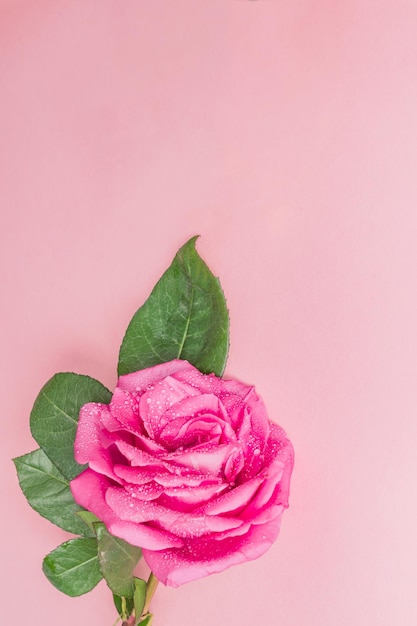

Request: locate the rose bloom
(70, 360), (294, 587)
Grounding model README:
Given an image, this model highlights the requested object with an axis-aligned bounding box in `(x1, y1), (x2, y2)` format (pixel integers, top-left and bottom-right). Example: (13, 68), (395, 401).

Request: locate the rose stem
(141, 572), (159, 617)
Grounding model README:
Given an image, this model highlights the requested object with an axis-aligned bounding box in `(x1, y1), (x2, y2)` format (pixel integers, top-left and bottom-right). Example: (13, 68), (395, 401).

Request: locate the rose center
(158, 413), (229, 451)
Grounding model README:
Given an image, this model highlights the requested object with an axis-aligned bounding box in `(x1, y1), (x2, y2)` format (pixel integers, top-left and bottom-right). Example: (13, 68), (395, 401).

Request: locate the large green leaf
(30, 373), (112, 480)
(13, 449), (93, 537)
(42, 538), (102, 597)
(118, 236), (230, 377)
(95, 522), (142, 598)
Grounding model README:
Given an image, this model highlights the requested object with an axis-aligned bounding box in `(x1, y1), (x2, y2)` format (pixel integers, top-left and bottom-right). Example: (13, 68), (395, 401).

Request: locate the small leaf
(95, 522), (142, 598)
(42, 538), (102, 597)
(113, 594), (134, 621)
(138, 614), (153, 626)
(133, 577), (147, 625)
(118, 236), (229, 377)
(13, 449), (94, 536)
(30, 373), (112, 480)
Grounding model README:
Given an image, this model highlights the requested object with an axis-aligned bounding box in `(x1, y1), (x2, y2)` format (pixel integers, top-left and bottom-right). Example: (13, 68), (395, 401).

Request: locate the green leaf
(133, 577), (147, 625)
(138, 614), (153, 626)
(95, 522), (142, 598)
(113, 594), (134, 621)
(118, 236), (229, 377)
(42, 538), (102, 597)
(30, 373), (112, 480)
(13, 449), (94, 537)
(76, 511), (100, 533)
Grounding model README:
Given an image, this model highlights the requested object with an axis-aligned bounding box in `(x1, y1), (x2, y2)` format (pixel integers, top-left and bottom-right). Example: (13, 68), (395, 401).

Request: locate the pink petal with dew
(74, 404), (122, 482)
(223, 447), (245, 482)
(114, 464), (217, 489)
(161, 481), (228, 509)
(173, 368), (249, 402)
(105, 486), (244, 537)
(118, 360), (191, 394)
(241, 452), (293, 521)
(249, 503), (285, 525)
(203, 474), (265, 516)
(115, 439), (172, 470)
(108, 387), (140, 431)
(142, 516), (283, 587)
(241, 464), (285, 517)
(247, 398), (271, 446)
(211, 520), (252, 540)
(70, 468), (120, 525)
(235, 405), (252, 445)
(70, 469), (181, 550)
(74, 403), (105, 464)
(124, 482), (165, 501)
(139, 376), (196, 438)
(267, 427), (294, 497)
(162, 393), (222, 422)
(108, 519), (183, 550)
(113, 465), (158, 485)
(165, 443), (239, 475)
(115, 439), (230, 486)
(154, 471), (220, 487)
(100, 405), (130, 433)
(159, 414), (230, 449)
(130, 432), (167, 455)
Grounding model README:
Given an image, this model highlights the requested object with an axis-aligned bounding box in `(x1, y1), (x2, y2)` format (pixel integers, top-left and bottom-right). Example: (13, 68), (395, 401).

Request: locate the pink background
(2, 1), (417, 625)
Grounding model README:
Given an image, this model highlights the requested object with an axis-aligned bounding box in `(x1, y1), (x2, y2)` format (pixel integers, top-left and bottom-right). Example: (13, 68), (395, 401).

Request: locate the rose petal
(70, 468), (116, 521)
(115, 439), (170, 470)
(124, 482), (165, 501)
(203, 475), (265, 516)
(74, 404), (122, 482)
(105, 486), (244, 537)
(108, 519), (183, 550)
(142, 516), (283, 587)
(161, 481), (228, 509)
(249, 503), (284, 525)
(173, 369), (250, 404)
(108, 387), (141, 432)
(241, 450), (293, 521)
(163, 393), (222, 421)
(243, 465), (284, 513)
(118, 360), (191, 394)
(159, 407), (235, 449)
(139, 376), (197, 438)
(167, 443), (239, 476)
(114, 464), (218, 489)
(74, 403), (105, 464)
(223, 447), (245, 482)
(70, 469), (182, 550)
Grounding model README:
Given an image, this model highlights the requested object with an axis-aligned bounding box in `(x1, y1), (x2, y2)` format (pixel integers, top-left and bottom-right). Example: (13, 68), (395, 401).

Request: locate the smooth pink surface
(2, 1), (417, 624)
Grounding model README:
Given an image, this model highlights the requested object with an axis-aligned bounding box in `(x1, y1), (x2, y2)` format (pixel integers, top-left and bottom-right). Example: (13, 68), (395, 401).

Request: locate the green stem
(142, 572), (159, 617)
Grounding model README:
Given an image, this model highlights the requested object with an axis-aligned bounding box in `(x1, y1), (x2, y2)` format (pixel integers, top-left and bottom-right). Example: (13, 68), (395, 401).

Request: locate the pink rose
(70, 360), (294, 587)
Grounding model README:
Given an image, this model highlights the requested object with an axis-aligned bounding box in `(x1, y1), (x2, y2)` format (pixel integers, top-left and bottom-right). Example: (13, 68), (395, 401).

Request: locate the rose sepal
(137, 614), (154, 626)
(94, 521), (142, 598)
